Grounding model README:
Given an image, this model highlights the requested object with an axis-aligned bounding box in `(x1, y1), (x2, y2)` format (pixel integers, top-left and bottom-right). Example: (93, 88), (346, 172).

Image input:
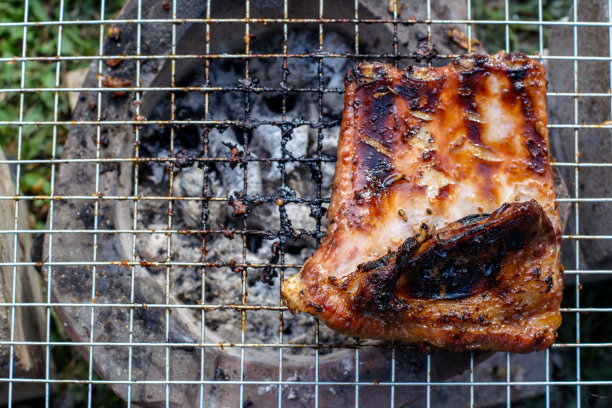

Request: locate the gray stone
(548, 0), (612, 271)
(430, 351), (554, 407)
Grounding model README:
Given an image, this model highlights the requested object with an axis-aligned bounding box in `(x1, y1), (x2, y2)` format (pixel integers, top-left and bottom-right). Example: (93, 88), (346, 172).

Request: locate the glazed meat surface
(281, 52), (563, 352)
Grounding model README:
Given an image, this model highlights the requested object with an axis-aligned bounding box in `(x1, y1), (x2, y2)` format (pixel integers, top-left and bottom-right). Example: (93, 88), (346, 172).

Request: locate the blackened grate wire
(0, 0), (611, 407)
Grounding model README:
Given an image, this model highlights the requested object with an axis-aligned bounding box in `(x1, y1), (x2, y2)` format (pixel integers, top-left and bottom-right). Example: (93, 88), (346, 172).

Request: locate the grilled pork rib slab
(281, 52), (563, 352)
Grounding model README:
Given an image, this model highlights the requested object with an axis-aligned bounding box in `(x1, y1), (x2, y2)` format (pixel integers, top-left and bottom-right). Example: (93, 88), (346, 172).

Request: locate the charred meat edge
(336, 200), (556, 312)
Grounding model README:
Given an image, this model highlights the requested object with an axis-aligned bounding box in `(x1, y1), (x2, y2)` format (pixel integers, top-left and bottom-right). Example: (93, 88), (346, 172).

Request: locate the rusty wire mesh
(0, 0), (611, 407)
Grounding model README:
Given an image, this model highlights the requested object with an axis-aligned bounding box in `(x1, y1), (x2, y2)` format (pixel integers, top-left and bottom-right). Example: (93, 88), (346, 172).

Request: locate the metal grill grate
(0, 0), (611, 407)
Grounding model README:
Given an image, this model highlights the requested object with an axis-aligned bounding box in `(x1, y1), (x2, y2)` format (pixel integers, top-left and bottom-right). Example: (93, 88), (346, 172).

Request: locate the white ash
(136, 28), (356, 352)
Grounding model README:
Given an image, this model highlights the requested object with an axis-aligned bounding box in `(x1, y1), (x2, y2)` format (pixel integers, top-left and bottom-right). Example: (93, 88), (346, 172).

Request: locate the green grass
(0, 0), (122, 228)
(472, 0), (573, 54)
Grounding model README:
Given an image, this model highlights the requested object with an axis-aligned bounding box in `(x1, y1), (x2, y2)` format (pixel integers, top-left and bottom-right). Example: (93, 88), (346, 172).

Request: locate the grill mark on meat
(503, 61), (548, 175)
(353, 68), (398, 197)
(394, 76), (444, 113)
(369, 88), (395, 132)
(457, 63), (486, 148)
(465, 120), (483, 147)
(355, 143), (394, 198)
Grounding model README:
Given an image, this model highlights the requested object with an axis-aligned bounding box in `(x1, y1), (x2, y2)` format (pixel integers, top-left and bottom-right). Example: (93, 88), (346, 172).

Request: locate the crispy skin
(281, 52), (563, 352)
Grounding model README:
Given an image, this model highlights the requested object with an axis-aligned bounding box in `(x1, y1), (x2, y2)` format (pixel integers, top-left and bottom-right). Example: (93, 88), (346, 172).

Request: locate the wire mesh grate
(0, 0), (611, 407)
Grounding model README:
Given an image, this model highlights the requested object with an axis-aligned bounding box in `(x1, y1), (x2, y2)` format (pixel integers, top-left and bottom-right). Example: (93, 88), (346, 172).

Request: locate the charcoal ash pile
(136, 28), (354, 350)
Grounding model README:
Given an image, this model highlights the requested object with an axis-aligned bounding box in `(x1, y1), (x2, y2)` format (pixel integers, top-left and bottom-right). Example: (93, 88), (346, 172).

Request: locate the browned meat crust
(281, 52), (563, 353)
